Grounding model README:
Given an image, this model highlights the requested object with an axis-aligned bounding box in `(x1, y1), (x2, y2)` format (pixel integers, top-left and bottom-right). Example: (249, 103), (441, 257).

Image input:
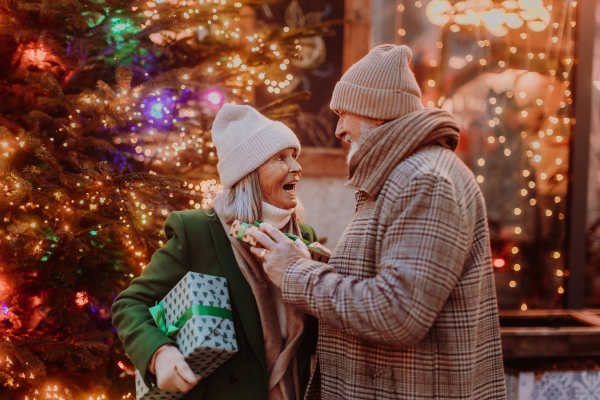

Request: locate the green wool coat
(112, 209), (319, 400)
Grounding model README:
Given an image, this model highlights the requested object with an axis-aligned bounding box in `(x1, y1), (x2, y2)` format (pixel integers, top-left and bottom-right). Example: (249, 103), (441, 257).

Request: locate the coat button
(227, 373), (238, 383)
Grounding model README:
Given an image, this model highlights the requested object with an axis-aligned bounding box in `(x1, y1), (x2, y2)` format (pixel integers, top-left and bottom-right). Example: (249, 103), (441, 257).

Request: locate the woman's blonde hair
(211, 169), (304, 224)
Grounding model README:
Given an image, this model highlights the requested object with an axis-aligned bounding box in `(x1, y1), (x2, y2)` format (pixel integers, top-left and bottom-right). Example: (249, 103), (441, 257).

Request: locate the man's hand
(151, 345), (199, 392)
(248, 223), (311, 288)
(309, 242), (332, 257)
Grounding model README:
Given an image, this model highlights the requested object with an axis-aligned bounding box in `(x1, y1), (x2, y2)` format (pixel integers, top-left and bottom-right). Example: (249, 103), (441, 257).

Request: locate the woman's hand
(309, 242), (332, 257)
(150, 345), (199, 392)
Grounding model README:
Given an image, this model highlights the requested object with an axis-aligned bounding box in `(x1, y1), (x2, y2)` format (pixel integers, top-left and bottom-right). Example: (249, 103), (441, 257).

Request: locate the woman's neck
(261, 201), (293, 229)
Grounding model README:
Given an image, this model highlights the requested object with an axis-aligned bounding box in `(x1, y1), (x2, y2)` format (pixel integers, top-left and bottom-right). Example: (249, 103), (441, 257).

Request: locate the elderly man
(249, 44), (506, 399)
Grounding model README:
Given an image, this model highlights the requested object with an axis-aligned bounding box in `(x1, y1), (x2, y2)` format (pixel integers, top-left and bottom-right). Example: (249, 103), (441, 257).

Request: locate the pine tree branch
(117, 185), (146, 254)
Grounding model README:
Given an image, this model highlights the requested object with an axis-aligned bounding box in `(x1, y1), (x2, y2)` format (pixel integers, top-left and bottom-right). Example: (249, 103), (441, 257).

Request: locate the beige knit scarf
(214, 207), (306, 400)
(347, 108), (461, 198)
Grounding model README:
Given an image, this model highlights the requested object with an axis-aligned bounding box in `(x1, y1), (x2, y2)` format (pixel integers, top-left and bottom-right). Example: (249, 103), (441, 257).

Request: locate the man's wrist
(282, 259), (326, 306)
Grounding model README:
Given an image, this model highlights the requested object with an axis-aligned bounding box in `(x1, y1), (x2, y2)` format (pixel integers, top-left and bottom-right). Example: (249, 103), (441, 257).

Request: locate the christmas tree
(0, 0), (335, 398)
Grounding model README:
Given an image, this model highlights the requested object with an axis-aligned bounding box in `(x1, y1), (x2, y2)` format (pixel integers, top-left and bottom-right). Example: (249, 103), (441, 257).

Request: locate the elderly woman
(112, 105), (326, 400)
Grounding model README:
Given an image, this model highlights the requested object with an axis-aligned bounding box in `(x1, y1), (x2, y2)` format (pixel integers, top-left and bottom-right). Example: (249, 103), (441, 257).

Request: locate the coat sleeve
(282, 174), (471, 348)
(112, 211), (192, 387)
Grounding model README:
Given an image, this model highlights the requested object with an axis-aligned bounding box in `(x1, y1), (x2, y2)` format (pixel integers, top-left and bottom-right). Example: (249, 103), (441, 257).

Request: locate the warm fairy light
(515, 227), (521, 234)
(509, 281), (516, 288)
(558, 287), (564, 294)
(556, 269), (564, 276)
(553, 252), (561, 259)
(521, 304), (528, 311)
(27, 49), (48, 63)
(493, 259), (505, 268)
(207, 90), (223, 105)
(426, 0), (550, 35)
(512, 247), (519, 254)
(514, 208), (521, 215)
(75, 292), (89, 306)
(514, 264), (521, 271)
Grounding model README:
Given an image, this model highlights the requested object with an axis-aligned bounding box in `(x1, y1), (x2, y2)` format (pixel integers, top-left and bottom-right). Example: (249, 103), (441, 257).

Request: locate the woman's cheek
(259, 163), (284, 198)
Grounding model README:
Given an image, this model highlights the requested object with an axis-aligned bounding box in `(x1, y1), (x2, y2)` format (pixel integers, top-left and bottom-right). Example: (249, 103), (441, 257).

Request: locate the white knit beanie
(330, 44), (424, 120)
(212, 104), (301, 188)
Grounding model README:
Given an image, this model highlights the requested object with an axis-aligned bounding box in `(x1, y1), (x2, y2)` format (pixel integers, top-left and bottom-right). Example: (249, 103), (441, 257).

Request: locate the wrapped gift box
(135, 272), (237, 400)
(229, 220), (330, 263)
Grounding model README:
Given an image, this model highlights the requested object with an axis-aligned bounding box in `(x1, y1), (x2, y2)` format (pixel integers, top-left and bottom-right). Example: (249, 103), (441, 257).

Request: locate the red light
(493, 259), (505, 268)
(118, 361), (125, 369)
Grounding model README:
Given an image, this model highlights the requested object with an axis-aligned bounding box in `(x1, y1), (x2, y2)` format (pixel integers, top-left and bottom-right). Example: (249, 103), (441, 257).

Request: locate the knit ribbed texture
(330, 44), (424, 120)
(261, 201), (293, 229)
(347, 108), (460, 198)
(212, 104), (301, 188)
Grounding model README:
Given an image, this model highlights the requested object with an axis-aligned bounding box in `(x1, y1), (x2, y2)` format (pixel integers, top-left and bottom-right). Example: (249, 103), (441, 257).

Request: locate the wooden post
(343, 0), (372, 72)
(566, 0), (595, 309)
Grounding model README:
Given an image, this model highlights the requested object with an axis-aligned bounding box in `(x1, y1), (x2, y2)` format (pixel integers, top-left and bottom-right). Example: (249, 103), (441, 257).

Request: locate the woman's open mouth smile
(282, 181), (297, 195)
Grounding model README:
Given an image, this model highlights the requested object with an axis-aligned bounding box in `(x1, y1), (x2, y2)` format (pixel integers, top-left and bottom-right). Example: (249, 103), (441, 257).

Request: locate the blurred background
(1, 0), (600, 398)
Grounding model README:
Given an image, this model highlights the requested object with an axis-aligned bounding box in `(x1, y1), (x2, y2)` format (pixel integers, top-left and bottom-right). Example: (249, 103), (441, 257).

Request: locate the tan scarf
(347, 108), (461, 199)
(215, 207), (306, 400)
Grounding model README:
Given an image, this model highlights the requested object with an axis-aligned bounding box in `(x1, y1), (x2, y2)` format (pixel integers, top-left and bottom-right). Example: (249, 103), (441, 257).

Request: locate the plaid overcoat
(282, 110), (506, 399)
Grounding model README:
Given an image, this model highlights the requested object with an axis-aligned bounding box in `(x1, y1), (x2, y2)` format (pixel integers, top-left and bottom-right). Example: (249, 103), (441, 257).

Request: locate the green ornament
(111, 18), (131, 34)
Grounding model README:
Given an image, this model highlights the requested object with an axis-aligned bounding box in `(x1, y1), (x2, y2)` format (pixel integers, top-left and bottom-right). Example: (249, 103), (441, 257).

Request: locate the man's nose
(335, 120), (345, 139)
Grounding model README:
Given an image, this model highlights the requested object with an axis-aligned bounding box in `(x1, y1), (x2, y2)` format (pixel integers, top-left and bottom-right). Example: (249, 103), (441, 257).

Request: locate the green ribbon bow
(237, 220), (327, 255)
(150, 301), (233, 338)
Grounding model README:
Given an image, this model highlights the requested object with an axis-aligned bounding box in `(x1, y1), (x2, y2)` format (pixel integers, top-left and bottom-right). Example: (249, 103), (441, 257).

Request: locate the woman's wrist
(149, 344), (175, 375)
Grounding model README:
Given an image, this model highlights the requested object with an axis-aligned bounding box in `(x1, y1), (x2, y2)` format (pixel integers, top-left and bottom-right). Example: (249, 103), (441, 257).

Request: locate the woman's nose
(289, 158), (302, 174)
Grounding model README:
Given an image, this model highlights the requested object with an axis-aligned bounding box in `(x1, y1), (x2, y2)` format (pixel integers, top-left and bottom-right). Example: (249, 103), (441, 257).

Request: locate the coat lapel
(207, 217), (266, 369)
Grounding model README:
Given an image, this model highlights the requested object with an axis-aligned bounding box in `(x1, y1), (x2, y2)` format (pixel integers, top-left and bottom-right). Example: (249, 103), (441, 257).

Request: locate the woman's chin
(275, 192), (297, 209)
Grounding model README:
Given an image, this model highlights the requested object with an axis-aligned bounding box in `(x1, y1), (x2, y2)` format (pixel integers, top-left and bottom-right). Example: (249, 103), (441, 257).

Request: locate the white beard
(346, 121), (376, 165)
(347, 141), (360, 164)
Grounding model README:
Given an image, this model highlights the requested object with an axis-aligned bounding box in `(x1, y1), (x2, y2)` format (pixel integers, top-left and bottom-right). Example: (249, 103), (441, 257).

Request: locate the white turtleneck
(261, 201), (294, 340)
(261, 201), (293, 229)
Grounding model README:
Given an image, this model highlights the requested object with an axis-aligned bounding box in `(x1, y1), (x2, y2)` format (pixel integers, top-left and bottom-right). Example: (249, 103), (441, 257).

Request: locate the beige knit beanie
(212, 104), (301, 188)
(330, 44), (424, 120)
